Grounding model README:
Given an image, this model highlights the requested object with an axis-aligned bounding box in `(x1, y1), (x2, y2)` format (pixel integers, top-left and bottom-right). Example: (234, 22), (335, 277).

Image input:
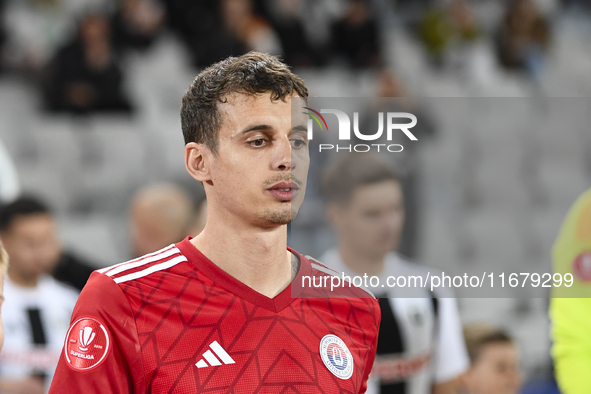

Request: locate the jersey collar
(176, 237), (312, 313)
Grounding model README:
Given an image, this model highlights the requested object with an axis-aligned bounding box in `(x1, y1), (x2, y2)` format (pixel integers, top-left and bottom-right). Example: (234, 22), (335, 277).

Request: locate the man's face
(0, 214), (61, 282)
(130, 207), (183, 257)
(329, 180), (404, 259)
(204, 92), (309, 227)
(464, 343), (522, 394)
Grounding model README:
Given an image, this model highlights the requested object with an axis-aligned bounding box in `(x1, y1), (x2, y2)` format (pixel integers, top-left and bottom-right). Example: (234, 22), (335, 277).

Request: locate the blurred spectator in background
(448, 0), (479, 39)
(0, 197), (94, 291)
(319, 154), (468, 394)
(0, 197), (79, 393)
(331, 0), (381, 68)
(262, 0), (318, 67)
(1, 0), (71, 74)
(160, 0), (220, 67)
(0, 138), (20, 204)
(111, 0), (166, 53)
(419, 0), (479, 68)
(0, 0), (5, 74)
(551, 186), (591, 394)
(375, 68), (409, 98)
(162, 0), (281, 69)
(0, 242), (8, 350)
(496, 0), (550, 77)
(461, 323), (522, 394)
(129, 183), (194, 257)
(369, 69), (436, 258)
(220, 0), (282, 57)
(42, 13), (133, 114)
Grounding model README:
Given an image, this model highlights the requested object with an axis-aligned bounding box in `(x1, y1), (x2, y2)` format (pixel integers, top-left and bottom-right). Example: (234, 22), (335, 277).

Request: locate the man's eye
(291, 139), (306, 148)
(250, 139), (266, 147)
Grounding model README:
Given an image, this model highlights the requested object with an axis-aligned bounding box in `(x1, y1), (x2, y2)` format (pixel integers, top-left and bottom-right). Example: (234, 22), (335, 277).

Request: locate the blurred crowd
(0, 0), (582, 113)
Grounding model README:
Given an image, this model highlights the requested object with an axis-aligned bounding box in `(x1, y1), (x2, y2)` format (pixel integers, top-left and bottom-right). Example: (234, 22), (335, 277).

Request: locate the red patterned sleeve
(49, 272), (145, 393)
(359, 299), (380, 394)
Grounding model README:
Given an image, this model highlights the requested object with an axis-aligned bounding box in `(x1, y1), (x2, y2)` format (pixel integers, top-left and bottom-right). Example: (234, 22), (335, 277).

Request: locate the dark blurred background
(0, 0), (590, 391)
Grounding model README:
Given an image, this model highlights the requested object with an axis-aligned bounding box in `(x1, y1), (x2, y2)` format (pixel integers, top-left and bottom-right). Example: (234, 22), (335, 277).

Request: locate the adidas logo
(195, 341), (236, 369)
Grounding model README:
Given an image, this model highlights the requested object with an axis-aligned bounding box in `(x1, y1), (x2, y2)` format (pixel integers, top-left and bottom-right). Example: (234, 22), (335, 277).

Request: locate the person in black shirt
(331, 0), (381, 68)
(43, 14), (132, 114)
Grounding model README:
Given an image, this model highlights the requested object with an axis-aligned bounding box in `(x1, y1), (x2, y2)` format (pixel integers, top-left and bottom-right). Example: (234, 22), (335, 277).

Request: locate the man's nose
(274, 137), (293, 171)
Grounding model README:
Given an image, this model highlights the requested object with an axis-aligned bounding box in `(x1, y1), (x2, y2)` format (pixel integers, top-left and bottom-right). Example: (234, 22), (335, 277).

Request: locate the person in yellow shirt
(550, 187), (591, 394)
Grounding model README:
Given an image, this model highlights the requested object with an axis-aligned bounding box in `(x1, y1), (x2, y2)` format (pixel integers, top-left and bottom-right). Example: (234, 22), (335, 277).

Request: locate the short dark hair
(0, 196), (51, 232)
(320, 154), (400, 205)
(180, 52), (309, 154)
(463, 324), (514, 364)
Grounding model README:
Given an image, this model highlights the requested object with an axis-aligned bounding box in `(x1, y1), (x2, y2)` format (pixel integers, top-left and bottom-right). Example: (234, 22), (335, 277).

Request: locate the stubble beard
(259, 203), (299, 226)
(260, 174), (304, 226)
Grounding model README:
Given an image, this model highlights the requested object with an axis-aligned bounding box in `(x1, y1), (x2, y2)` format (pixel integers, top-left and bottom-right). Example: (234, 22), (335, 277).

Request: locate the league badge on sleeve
(64, 317), (111, 371)
(319, 334), (354, 380)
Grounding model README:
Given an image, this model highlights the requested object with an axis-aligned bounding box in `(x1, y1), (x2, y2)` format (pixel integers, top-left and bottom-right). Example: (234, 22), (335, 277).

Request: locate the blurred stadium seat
(74, 118), (148, 212)
(57, 214), (125, 268)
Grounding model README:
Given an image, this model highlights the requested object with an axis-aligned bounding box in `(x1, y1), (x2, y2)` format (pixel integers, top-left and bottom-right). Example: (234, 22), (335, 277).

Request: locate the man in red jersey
(49, 52), (380, 393)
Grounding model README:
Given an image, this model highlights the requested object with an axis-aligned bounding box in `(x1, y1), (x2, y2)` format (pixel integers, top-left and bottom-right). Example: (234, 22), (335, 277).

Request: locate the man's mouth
(267, 181), (300, 201)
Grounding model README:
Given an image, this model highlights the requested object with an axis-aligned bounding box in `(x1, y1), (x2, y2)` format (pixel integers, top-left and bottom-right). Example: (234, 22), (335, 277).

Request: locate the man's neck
(338, 243), (386, 277)
(7, 269), (39, 288)
(191, 214), (295, 298)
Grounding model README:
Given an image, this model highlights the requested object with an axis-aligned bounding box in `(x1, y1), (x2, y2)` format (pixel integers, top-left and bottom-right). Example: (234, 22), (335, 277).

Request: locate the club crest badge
(64, 317), (110, 371)
(319, 334), (354, 380)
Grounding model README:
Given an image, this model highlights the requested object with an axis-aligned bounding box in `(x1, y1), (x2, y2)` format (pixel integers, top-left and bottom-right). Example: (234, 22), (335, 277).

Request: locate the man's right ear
(185, 142), (212, 183)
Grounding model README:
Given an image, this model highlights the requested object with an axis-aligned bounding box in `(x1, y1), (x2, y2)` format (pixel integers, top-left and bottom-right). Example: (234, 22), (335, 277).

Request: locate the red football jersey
(49, 237), (380, 393)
